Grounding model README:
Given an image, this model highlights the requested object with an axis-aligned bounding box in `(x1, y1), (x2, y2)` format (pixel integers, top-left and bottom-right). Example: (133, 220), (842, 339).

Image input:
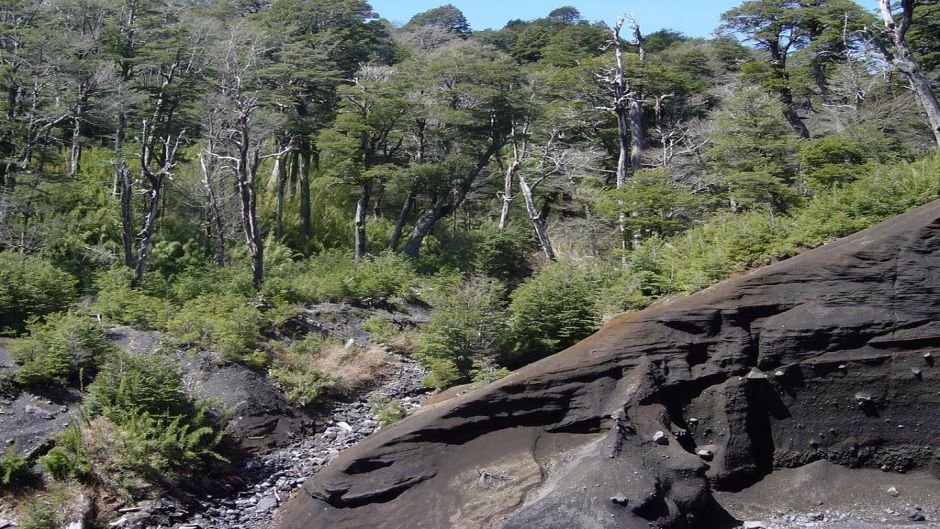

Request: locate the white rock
(337, 421), (354, 432)
(887, 486), (900, 497)
(652, 431), (669, 445)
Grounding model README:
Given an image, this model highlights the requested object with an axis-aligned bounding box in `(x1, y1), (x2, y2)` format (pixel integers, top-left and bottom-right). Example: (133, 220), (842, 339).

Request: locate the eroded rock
(280, 201), (940, 528)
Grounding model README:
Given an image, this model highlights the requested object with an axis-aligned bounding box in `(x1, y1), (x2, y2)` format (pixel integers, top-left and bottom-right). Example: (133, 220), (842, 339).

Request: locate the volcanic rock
(280, 201), (940, 528)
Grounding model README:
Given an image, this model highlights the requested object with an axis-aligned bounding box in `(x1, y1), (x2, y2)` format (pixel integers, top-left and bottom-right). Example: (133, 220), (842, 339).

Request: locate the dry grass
(384, 329), (422, 355)
(313, 343), (389, 393)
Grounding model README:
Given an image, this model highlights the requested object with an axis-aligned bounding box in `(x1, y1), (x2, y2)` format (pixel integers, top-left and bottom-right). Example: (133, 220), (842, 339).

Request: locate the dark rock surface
(110, 326), (311, 452)
(0, 340), (80, 459)
(280, 200), (940, 529)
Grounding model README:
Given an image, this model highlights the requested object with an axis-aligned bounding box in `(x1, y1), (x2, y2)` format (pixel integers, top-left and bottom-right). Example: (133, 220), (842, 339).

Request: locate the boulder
(280, 200), (940, 528)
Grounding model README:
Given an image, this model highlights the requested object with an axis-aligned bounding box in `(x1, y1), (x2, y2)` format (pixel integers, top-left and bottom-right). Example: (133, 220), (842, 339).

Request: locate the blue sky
(370, 0), (749, 38)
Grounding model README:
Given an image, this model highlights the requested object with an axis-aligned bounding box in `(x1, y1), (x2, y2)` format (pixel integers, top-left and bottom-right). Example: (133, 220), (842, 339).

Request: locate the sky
(368, 0), (749, 38)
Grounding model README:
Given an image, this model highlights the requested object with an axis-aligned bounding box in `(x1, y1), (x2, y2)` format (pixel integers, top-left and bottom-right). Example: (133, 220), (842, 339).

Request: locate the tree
(405, 4), (470, 35)
(398, 43), (520, 258)
(707, 88), (800, 213)
(548, 6), (581, 24)
(597, 15), (646, 253)
(206, 23), (282, 290)
(878, 0), (940, 148)
(320, 64), (409, 261)
(720, 0), (811, 138)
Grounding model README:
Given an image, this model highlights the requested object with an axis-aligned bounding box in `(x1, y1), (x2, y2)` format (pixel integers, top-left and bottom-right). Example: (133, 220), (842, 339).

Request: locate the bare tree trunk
(131, 122), (182, 288)
(388, 188), (415, 250)
(69, 115), (81, 177)
(353, 179), (371, 262)
(132, 179), (162, 287)
(498, 157), (517, 230)
(518, 174), (555, 260)
(271, 149), (286, 239)
(235, 109), (263, 290)
(879, 0), (940, 148)
(298, 141), (312, 239)
(402, 142), (500, 258)
(118, 161), (133, 268)
(199, 152), (225, 267)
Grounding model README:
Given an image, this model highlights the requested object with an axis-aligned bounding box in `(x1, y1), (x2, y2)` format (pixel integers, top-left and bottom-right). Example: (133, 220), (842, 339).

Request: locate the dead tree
(597, 15), (646, 255)
(878, 0), (940, 148)
(131, 120), (184, 288)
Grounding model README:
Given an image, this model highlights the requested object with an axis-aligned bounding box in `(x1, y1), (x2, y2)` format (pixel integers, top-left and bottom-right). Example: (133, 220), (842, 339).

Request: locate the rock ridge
(280, 200), (940, 529)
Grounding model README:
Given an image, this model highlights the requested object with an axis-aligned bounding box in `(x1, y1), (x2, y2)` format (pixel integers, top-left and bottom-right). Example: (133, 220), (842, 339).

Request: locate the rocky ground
(715, 460), (940, 528)
(103, 350), (428, 529)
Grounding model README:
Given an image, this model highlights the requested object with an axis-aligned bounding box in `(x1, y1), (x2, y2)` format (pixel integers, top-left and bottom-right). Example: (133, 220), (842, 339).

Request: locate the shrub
(78, 349), (226, 483)
(39, 425), (92, 481)
(347, 251), (417, 300)
(416, 274), (508, 384)
(9, 312), (114, 387)
(421, 357), (461, 390)
(362, 316), (396, 344)
(508, 261), (602, 364)
(107, 405), (226, 480)
(0, 446), (29, 487)
(166, 293), (264, 363)
(268, 351), (338, 407)
(93, 269), (177, 329)
(0, 252), (78, 335)
(85, 350), (189, 421)
(469, 358), (510, 386)
(368, 395), (406, 425)
(266, 250), (417, 304)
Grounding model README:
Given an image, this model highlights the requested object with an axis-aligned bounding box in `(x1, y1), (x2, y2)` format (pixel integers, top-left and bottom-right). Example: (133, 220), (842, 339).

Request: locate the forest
(1, 0), (939, 524)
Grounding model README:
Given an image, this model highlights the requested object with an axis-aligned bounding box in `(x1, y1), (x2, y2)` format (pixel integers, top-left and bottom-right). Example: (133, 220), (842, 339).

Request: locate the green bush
(268, 351), (338, 407)
(421, 357), (461, 390)
(416, 274), (508, 384)
(80, 349), (226, 482)
(93, 269), (177, 329)
(166, 293), (264, 363)
(39, 425), (92, 481)
(508, 261), (602, 364)
(9, 312), (114, 387)
(0, 446), (29, 487)
(85, 350), (189, 421)
(368, 395), (406, 425)
(348, 251), (418, 300)
(362, 316), (396, 344)
(469, 358), (510, 386)
(108, 405), (226, 480)
(0, 252), (78, 335)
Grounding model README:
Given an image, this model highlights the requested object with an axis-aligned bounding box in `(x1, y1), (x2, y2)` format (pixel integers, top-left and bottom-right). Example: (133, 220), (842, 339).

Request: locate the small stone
(652, 431), (669, 445)
(838, 364), (847, 370)
(0, 519), (14, 529)
(911, 367), (922, 377)
(907, 507), (926, 522)
(746, 369), (768, 380)
(696, 449), (713, 461)
(255, 496), (278, 512)
(24, 405), (54, 420)
(337, 421), (353, 433)
(887, 486), (900, 497)
(774, 370), (785, 377)
(743, 521), (767, 529)
(807, 512), (825, 521)
(687, 418), (698, 424)
(610, 495), (628, 506)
